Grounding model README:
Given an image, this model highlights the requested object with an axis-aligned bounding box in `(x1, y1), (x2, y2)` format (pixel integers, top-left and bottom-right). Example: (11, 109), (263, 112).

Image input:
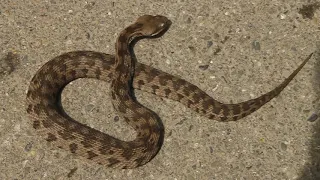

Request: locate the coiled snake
(26, 15), (313, 168)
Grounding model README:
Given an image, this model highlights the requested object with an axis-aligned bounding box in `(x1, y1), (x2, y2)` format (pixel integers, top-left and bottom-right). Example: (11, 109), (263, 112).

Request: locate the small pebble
(86, 32), (90, 39)
(280, 14), (286, 19)
(186, 17), (191, 23)
(209, 146), (214, 153)
(188, 46), (196, 53)
(252, 40), (261, 50)
(199, 65), (209, 70)
(307, 113), (318, 122)
(24, 142), (33, 152)
(280, 142), (287, 151)
(207, 41), (213, 48)
(213, 47), (221, 55)
(226, 128), (231, 135)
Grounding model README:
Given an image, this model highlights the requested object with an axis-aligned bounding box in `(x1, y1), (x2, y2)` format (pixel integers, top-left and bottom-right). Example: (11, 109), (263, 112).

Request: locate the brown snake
(26, 15), (313, 169)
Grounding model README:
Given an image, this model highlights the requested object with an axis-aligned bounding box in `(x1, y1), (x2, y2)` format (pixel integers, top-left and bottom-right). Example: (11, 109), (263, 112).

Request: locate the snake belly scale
(26, 15), (313, 168)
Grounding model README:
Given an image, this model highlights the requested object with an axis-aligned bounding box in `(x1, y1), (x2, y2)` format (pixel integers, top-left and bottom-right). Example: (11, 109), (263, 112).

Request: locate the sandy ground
(1, 0), (320, 179)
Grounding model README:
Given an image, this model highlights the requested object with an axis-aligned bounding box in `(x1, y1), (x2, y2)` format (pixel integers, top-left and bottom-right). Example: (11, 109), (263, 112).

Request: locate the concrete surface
(0, 0), (319, 179)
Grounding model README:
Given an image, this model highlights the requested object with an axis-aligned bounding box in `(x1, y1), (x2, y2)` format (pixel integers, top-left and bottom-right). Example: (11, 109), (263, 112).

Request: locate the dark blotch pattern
(81, 139), (94, 148)
(158, 74), (172, 86)
(122, 148), (134, 160)
(208, 114), (215, 119)
(176, 93), (184, 101)
(85, 59), (95, 67)
(164, 88), (171, 97)
(33, 120), (41, 129)
(42, 120), (52, 128)
(95, 68), (101, 78)
(107, 158), (121, 167)
(232, 104), (241, 115)
(69, 143), (78, 153)
(46, 133), (57, 142)
(98, 145), (112, 155)
(151, 85), (159, 93)
(146, 68), (160, 83)
(134, 156), (147, 166)
(192, 93), (202, 104)
(221, 104), (230, 116)
(172, 79), (185, 91)
(58, 130), (75, 140)
(26, 104), (33, 114)
(242, 102), (250, 111)
(137, 80), (145, 87)
(87, 151), (98, 159)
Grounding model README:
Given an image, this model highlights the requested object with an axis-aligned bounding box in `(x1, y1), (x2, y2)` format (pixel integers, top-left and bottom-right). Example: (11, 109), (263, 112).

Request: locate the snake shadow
(298, 45), (320, 180)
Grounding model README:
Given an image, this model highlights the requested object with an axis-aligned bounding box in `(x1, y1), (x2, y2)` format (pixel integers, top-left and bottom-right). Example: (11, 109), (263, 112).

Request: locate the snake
(26, 15), (313, 169)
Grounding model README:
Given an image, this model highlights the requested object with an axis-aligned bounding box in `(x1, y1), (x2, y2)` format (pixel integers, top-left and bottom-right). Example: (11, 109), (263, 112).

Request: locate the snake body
(26, 15), (313, 168)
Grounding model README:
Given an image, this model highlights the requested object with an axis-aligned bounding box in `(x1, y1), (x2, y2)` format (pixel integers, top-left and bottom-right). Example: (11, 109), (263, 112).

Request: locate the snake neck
(114, 23), (143, 78)
(112, 23), (144, 98)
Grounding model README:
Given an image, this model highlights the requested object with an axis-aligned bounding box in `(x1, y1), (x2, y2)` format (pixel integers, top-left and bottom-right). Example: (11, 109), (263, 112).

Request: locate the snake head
(135, 15), (171, 37)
